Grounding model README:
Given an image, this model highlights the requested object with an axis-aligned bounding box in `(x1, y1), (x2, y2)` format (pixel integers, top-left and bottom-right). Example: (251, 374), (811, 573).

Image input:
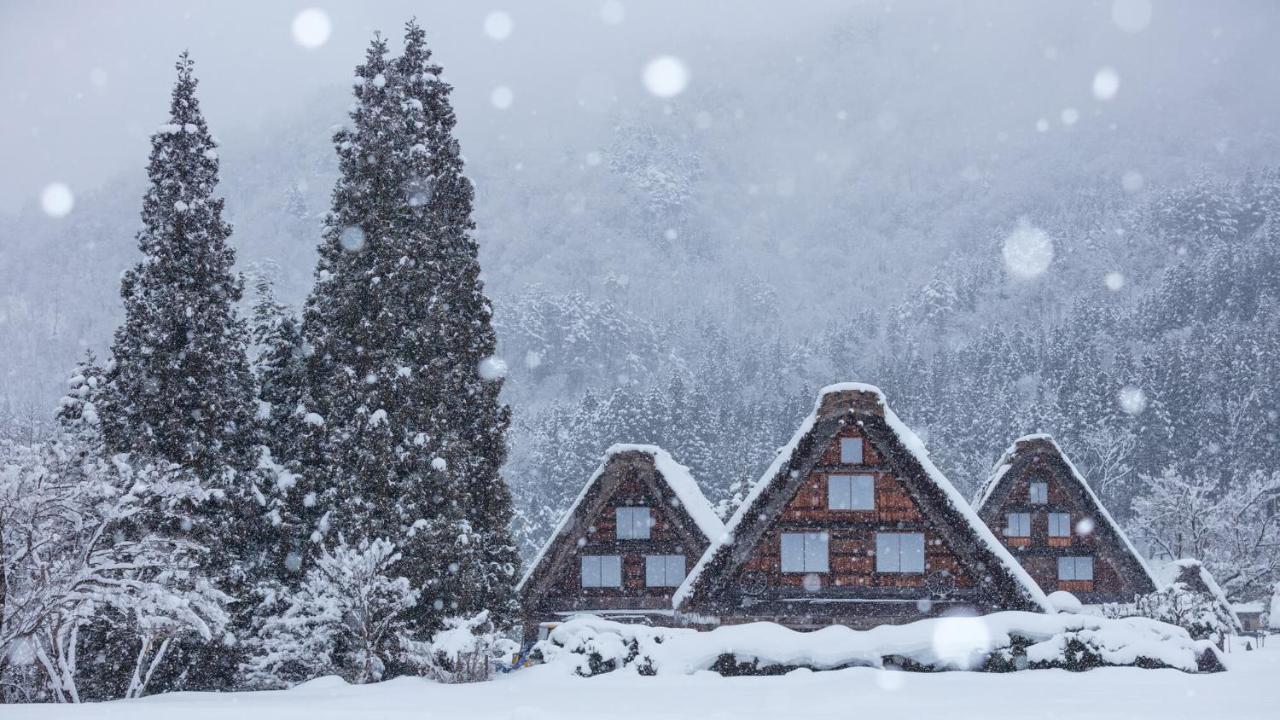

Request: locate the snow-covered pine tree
(249, 269), (307, 464)
(94, 52), (260, 691)
(99, 52), (256, 479)
(301, 23), (519, 642)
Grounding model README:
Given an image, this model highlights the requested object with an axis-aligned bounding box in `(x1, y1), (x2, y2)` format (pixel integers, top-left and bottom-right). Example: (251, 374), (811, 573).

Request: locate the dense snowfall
(1, 1), (1279, 715)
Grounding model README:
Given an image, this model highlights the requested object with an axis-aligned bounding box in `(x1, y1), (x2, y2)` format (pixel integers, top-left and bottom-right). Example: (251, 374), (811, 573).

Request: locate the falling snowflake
(483, 11), (513, 41)
(339, 226), (366, 252)
(642, 56), (689, 98)
(1104, 272), (1126, 291)
(40, 182), (74, 218)
(292, 8), (332, 49)
(1118, 386), (1147, 415)
(1121, 170), (1145, 193)
(432, 457), (447, 471)
(490, 85), (514, 110)
(1076, 517), (1096, 536)
(1092, 67), (1120, 101)
(1060, 107), (1080, 126)
(1001, 219), (1054, 280)
(478, 355), (508, 381)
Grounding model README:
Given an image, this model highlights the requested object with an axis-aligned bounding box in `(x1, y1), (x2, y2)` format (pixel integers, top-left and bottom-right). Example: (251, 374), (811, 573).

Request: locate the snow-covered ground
(11, 641), (1277, 720)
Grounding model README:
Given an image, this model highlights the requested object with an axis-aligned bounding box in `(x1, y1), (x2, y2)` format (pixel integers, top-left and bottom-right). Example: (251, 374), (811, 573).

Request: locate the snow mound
(536, 613), (1224, 676)
(1047, 591), (1084, 614)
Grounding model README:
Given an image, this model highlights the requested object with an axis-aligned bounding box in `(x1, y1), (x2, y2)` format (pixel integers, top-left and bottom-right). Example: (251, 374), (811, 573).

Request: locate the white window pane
(615, 508), (631, 538)
(666, 555), (686, 585)
(1057, 556), (1073, 580)
(1005, 513), (1029, 537)
(805, 532), (829, 572)
(1030, 482), (1048, 504)
(840, 438), (864, 464)
(828, 475), (852, 510)
(602, 556), (622, 587)
(582, 556), (601, 587)
(875, 533), (900, 572)
(900, 533), (926, 573)
(645, 555), (664, 587)
(617, 507), (651, 539)
(1076, 557), (1094, 581)
(850, 475), (875, 510)
(1049, 513), (1070, 537)
(637, 508), (651, 539)
(781, 533), (805, 572)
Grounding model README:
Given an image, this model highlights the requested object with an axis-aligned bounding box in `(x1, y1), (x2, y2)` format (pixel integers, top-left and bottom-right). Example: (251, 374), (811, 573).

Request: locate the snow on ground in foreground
(10, 642), (1279, 720)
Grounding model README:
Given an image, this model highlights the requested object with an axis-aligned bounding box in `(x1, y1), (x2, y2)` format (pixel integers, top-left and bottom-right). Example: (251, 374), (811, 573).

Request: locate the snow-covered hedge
(535, 612), (1225, 677)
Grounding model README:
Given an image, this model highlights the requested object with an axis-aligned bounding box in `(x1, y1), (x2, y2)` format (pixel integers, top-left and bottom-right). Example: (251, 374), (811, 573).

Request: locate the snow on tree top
(673, 383), (1053, 613)
(516, 443), (724, 593)
(973, 433), (1160, 591)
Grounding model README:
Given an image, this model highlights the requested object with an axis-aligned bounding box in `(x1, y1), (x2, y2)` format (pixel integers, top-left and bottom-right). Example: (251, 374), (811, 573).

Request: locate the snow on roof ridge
(517, 443), (723, 593)
(675, 384), (1052, 613)
(974, 434), (1160, 590)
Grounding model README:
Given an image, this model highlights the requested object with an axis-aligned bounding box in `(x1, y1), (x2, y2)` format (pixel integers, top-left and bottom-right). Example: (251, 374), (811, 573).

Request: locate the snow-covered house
(674, 384), (1051, 629)
(517, 444), (724, 641)
(973, 434), (1159, 604)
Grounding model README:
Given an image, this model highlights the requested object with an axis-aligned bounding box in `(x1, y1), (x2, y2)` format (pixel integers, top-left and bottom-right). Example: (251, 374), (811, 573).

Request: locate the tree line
(1, 22), (518, 702)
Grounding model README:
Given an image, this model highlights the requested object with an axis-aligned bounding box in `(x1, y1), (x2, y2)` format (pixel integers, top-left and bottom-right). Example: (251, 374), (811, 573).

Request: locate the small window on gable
(780, 532), (829, 573)
(644, 555), (686, 587)
(1029, 482), (1048, 504)
(875, 532), (926, 573)
(1004, 512), (1031, 537)
(840, 438), (864, 464)
(615, 507), (651, 540)
(828, 474), (875, 510)
(581, 555), (622, 588)
(1048, 513), (1071, 537)
(1057, 556), (1094, 581)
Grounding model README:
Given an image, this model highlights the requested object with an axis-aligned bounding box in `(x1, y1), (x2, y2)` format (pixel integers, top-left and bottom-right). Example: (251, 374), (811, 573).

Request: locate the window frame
(839, 437), (865, 465)
(1029, 481), (1049, 504)
(875, 532), (926, 574)
(780, 531), (830, 573)
(1048, 512), (1072, 537)
(1057, 556), (1094, 581)
(827, 474), (875, 511)
(615, 506), (652, 540)
(581, 555), (623, 588)
(1004, 512), (1031, 537)
(644, 554), (686, 587)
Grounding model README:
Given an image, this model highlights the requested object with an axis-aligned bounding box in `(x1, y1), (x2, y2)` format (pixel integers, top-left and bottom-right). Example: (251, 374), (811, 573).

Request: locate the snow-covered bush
(1129, 560), (1241, 645)
(401, 610), (517, 683)
(0, 441), (230, 703)
(534, 613), (1224, 678)
(242, 537), (419, 687)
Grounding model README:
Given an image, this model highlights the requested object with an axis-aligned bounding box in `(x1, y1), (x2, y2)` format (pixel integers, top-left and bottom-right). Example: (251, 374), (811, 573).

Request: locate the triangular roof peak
(517, 444), (723, 593)
(676, 383), (1052, 614)
(974, 433), (1160, 592)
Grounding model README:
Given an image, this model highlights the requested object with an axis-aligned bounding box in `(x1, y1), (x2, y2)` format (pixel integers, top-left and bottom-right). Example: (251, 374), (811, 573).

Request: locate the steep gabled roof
(974, 434), (1160, 592)
(517, 444), (724, 594)
(674, 383), (1052, 613)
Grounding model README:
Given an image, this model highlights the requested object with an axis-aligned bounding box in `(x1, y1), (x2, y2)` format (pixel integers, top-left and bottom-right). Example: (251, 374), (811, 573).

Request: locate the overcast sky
(2, 0), (1276, 217)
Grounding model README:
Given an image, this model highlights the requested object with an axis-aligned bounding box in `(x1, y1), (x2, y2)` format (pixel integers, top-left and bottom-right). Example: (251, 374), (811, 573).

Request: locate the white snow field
(9, 641), (1277, 720)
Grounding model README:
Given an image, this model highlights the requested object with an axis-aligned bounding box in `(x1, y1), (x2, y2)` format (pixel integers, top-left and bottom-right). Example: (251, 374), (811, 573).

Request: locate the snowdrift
(535, 613), (1225, 677)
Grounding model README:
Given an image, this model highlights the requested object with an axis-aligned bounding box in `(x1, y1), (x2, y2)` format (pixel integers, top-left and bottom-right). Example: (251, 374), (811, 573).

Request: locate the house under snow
(973, 434), (1159, 604)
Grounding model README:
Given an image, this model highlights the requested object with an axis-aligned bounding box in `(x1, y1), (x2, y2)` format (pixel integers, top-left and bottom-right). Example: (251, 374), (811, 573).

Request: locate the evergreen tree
(99, 52), (256, 478)
(94, 52), (260, 692)
(249, 269), (307, 463)
(301, 23), (519, 641)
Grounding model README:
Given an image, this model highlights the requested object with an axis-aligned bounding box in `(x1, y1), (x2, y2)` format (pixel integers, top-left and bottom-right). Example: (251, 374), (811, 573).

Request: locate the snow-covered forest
(2, 0), (1279, 713)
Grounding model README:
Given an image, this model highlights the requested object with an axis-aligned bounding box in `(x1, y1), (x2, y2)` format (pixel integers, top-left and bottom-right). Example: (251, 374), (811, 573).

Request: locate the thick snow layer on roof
(539, 613), (1221, 675)
(975, 434), (1160, 591)
(675, 385), (1052, 613)
(517, 444), (723, 592)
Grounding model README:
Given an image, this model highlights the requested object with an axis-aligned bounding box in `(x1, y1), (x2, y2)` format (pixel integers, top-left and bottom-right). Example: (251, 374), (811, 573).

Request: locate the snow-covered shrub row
(534, 613), (1225, 678)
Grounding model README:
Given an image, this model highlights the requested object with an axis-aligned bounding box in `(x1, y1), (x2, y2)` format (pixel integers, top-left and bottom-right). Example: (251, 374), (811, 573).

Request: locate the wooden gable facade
(517, 445), (723, 639)
(675, 384), (1049, 630)
(973, 435), (1158, 604)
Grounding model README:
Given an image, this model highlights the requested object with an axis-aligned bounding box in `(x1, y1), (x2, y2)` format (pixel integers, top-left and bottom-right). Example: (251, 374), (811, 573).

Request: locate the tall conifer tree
(302, 23), (519, 636)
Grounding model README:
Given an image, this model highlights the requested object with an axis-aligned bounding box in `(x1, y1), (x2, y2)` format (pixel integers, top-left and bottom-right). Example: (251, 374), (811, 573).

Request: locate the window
(645, 555), (686, 587)
(876, 532), (926, 573)
(840, 438), (864, 464)
(780, 532), (829, 572)
(1004, 512), (1031, 537)
(1048, 513), (1071, 537)
(615, 507), (652, 539)
(1029, 482), (1048, 504)
(1057, 556), (1094, 581)
(581, 555), (622, 588)
(828, 474), (875, 510)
